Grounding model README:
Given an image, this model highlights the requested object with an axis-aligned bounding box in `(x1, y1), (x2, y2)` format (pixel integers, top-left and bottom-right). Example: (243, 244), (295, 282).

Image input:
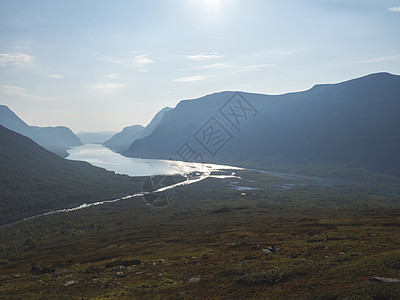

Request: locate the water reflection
(67, 144), (240, 177)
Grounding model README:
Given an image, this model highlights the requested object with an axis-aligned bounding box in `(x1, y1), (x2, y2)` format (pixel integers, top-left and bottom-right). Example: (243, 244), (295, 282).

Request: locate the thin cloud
(185, 54), (222, 60)
(0, 85), (59, 101)
(103, 54), (153, 71)
(0, 53), (34, 67)
(388, 6), (400, 11)
(0, 85), (26, 95)
(179, 63), (235, 71)
(46, 74), (64, 79)
(268, 47), (308, 56)
(359, 54), (400, 63)
(174, 76), (208, 82)
(240, 64), (273, 71)
(102, 73), (121, 79)
(93, 83), (125, 94)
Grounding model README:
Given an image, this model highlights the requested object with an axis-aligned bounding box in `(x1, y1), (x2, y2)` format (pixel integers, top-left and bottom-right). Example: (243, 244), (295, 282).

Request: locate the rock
(266, 244), (280, 253)
(300, 258), (306, 262)
(189, 277), (200, 283)
(262, 248), (271, 254)
(202, 254), (209, 259)
(370, 277), (400, 283)
(290, 253), (298, 259)
(116, 272), (125, 278)
(153, 259), (171, 266)
(339, 252), (345, 255)
(64, 280), (76, 287)
(314, 245), (328, 250)
(13, 274), (20, 279)
(135, 271), (145, 276)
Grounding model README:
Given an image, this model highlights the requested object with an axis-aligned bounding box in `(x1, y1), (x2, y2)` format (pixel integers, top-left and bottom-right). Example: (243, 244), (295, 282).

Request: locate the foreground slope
(0, 125), (143, 225)
(0, 105), (81, 157)
(1, 169), (399, 299)
(127, 73), (400, 176)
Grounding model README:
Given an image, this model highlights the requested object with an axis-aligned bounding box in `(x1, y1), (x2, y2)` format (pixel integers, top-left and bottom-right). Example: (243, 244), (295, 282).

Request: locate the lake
(66, 144), (240, 177)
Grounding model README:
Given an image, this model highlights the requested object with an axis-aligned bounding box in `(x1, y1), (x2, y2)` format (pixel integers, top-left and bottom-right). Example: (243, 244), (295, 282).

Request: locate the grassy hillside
(0, 170), (399, 299)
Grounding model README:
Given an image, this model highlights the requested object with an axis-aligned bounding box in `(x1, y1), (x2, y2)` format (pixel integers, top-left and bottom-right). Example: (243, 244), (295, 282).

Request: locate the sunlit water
(9, 144), (242, 223)
(67, 144), (239, 177)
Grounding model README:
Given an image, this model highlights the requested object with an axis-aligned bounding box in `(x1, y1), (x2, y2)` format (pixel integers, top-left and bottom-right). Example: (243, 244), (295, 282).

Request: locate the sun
(202, 0), (223, 10)
(183, 0), (229, 25)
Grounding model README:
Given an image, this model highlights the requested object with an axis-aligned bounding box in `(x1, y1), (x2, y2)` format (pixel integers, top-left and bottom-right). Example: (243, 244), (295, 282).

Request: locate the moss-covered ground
(1, 170), (399, 299)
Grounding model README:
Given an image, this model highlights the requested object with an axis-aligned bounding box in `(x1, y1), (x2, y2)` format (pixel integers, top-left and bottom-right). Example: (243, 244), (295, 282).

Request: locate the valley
(1, 1), (400, 298)
(1, 169), (400, 299)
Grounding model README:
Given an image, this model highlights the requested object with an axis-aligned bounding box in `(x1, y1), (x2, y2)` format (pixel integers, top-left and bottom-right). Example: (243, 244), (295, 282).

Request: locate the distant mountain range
(104, 107), (172, 153)
(0, 105), (81, 157)
(0, 125), (143, 225)
(125, 73), (400, 177)
(77, 131), (116, 144)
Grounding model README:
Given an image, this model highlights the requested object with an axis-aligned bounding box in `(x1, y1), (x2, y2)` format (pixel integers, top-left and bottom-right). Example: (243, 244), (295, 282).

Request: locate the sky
(0, 0), (400, 132)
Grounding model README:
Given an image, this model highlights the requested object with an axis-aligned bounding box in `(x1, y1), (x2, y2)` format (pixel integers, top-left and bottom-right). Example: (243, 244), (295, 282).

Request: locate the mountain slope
(0, 105), (81, 157)
(104, 125), (144, 153)
(126, 72), (400, 176)
(0, 125), (143, 225)
(104, 107), (172, 153)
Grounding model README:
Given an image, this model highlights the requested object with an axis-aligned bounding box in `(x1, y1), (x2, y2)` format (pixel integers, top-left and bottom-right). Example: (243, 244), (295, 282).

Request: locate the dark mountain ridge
(126, 72), (400, 177)
(0, 105), (81, 157)
(104, 106), (172, 153)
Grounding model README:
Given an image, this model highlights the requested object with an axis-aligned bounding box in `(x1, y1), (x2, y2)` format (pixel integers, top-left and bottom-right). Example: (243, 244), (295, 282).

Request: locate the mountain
(104, 107), (172, 153)
(0, 105), (81, 157)
(77, 131), (117, 144)
(103, 125), (144, 153)
(0, 125), (142, 225)
(126, 72), (400, 177)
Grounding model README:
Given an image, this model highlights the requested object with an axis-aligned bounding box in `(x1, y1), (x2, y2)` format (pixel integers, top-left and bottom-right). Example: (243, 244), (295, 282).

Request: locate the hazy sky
(1, 0), (399, 132)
